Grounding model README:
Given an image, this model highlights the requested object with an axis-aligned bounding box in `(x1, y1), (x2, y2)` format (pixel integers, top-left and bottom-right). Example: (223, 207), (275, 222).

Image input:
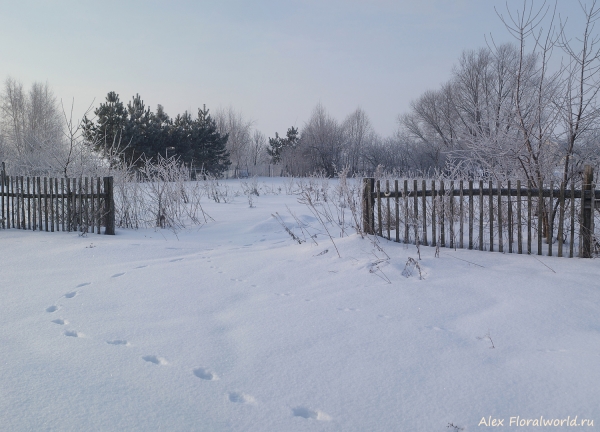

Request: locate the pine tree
(191, 106), (231, 176)
(82, 91), (128, 157)
(267, 126), (299, 163)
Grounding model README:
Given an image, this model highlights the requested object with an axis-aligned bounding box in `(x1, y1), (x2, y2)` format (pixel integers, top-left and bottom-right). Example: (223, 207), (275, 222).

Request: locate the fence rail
(1, 164), (115, 235)
(361, 166), (599, 258)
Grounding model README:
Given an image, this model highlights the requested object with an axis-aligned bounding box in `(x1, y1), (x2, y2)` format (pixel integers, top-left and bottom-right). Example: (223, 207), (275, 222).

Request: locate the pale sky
(0, 0), (590, 137)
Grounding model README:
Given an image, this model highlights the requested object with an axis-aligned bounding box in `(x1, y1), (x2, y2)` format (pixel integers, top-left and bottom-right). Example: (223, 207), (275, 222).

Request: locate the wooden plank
(386, 180), (391, 240)
(548, 181), (553, 257)
(78, 177), (83, 233)
(0, 168), (4, 229)
(43, 177), (48, 232)
(538, 180), (543, 255)
(37, 177), (42, 231)
(570, 181), (575, 258)
(61, 178), (65, 232)
(376, 180), (382, 237)
(479, 180), (484, 251)
(91, 179), (96, 235)
(403, 180), (408, 243)
(517, 180), (522, 254)
(489, 181), (494, 252)
(468, 180), (473, 250)
(32, 177), (37, 231)
(507, 180), (513, 253)
(527, 181), (532, 254)
(459, 180), (464, 249)
(25, 177), (30, 229)
(431, 180), (437, 246)
(104, 177), (115, 235)
(558, 181), (565, 257)
(581, 165), (594, 258)
(50, 178), (55, 232)
(449, 180), (454, 249)
(97, 177), (101, 234)
(16, 177), (20, 229)
(422, 180), (427, 246)
(413, 180), (418, 244)
(85, 177), (90, 233)
(18, 176), (23, 229)
(362, 178), (370, 234)
(440, 181), (445, 247)
(21, 177), (25, 229)
(55, 178), (60, 232)
(497, 181), (503, 253)
(67, 178), (72, 232)
(0, 169), (4, 229)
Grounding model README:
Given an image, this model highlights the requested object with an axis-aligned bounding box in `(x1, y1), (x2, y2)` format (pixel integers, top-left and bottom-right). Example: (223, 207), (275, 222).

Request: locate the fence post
(362, 178), (374, 234)
(581, 165), (593, 258)
(1, 162), (5, 229)
(103, 176), (115, 235)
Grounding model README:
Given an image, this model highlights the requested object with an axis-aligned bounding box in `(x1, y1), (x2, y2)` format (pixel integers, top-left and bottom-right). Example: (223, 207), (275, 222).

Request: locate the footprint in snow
(276, 293), (292, 297)
(142, 355), (168, 365)
(52, 318), (68, 325)
(107, 340), (130, 346)
(64, 291), (77, 299)
(228, 392), (255, 404)
(64, 330), (84, 338)
(337, 307), (359, 312)
(193, 368), (218, 381)
(134, 265), (148, 269)
(111, 272), (125, 278)
(46, 306), (58, 313)
(292, 407), (331, 421)
(170, 258), (184, 262)
(76, 282), (91, 288)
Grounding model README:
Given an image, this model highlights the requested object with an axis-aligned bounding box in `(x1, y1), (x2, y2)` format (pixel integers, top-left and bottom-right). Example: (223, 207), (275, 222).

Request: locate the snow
(1, 177), (599, 431)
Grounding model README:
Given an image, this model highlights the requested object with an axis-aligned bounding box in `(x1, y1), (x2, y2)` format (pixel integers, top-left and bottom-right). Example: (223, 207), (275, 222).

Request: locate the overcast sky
(0, 0), (590, 137)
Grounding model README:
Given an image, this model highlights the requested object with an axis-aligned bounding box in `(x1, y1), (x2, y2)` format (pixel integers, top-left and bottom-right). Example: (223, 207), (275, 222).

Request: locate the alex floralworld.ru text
(478, 416), (594, 427)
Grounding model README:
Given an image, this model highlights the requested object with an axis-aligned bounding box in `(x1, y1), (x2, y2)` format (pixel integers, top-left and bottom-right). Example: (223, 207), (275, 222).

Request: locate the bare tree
(248, 130), (268, 167)
(214, 106), (253, 174)
(301, 103), (345, 177)
(555, 0), (600, 185)
(341, 107), (377, 173)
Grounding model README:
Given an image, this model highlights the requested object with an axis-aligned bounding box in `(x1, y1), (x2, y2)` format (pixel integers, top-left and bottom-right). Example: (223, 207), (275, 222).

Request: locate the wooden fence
(362, 166), (599, 258)
(1, 164), (115, 235)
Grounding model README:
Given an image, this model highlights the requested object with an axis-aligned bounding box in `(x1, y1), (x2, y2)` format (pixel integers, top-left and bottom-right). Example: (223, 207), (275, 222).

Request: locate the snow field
(1, 177), (599, 431)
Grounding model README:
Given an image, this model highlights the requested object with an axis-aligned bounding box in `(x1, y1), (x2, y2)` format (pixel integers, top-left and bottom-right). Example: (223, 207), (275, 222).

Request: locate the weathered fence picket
(0, 164), (115, 235)
(362, 166), (599, 258)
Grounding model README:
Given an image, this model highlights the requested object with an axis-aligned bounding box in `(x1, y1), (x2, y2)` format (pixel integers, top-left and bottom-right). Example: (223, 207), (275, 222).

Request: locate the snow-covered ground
(1, 177), (599, 431)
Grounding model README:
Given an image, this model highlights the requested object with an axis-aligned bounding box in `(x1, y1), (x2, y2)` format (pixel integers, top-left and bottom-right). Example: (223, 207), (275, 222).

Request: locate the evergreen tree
(123, 93), (152, 162)
(267, 126), (299, 163)
(193, 105), (231, 176)
(82, 91), (128, 156)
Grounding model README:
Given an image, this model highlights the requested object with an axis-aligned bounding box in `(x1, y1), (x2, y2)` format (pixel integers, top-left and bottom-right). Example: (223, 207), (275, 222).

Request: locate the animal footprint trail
(228, 392), (256, 404)
(193, 368), (218, 381)
(52, 318), (68, 325)
(107, 340), (130, 346)
(292, 407), (331, 421)
(76, 282), (91, 288)
(142, 355), (168, 365)
(46, 306), (58, 313)
(111, 272), (125, 278)
(64, 291), (77, 299)
(169, 258), (184, 262)
(64, 330), (84, 338)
